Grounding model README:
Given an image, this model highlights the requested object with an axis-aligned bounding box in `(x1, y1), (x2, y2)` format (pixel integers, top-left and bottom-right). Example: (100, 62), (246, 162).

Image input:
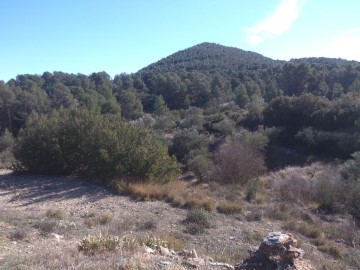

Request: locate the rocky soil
(0, 170), (356, 269)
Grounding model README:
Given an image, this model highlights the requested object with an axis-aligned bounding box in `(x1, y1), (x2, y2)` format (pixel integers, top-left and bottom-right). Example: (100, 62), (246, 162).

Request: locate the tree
(170, 129), (208, 161)
(153, 95), (169, 115)
(118, 90), (143, 120)
(0, 83), (15, 131)
(234, 83), (250, 108)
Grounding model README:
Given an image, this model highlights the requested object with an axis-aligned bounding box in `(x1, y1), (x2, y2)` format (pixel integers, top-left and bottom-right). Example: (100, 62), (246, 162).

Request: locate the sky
(1, 0), (360, 82)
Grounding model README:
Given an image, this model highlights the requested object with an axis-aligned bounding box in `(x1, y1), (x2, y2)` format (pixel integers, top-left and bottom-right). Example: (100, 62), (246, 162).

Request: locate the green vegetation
(0, 43), (359, 177)
(13, 108), (179, 182)
(1, 42), (360, 232)
(183, 207), (212, 235)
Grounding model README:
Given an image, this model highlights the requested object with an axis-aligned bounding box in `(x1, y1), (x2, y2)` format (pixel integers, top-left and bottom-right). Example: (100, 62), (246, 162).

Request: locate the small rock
(50, 233), (64, 242)
(158, 261), (172, 266)
(159, 246), (171, 256)
(229, 236), (235, 240)
(143, 246), (155, 254)
(209, 262), (235, 269)
(191, 249), (198, 258)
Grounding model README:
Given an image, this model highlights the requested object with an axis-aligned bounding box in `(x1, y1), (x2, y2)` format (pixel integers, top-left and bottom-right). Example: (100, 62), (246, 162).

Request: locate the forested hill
(140, 42), (282, 74)
(1, 42), (360, 165)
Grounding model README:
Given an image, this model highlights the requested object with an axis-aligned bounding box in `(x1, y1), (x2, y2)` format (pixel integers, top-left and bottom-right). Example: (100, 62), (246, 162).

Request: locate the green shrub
(212, 118), (235, 136)
(183, 207), (212, 235)
(13, 109), (179, 182)
(186, 148), (212, 181)
(0, 129), (15, 168)
(170, 128), (208, 161)
(0, 129), (14, 152)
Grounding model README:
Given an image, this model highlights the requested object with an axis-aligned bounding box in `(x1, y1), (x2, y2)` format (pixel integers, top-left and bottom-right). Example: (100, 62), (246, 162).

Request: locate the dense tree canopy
(1, 42), (360, 173)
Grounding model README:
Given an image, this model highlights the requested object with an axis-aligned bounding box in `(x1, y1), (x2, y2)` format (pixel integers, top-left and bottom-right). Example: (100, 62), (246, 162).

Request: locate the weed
(137, 219), (157, 231)
(245, 211), (262, 222)
(84, 216), (98, 228)
(141, 235), (168, 249)
(46, 209), (65, 220)
(209, 247), (247, 265)
(164, 235), (185, 251)
(318, 244), (342, 259)
(243, 229), (264, 244)
(297, 223), (321, 239)
(99, 213), (112, 225)
(9, 228), (27, 241)
(183, 208), (212, 235)
(216, 201), (243, 215)
(35, 219), (58, 235)
(282, 219), (298, 231)
(122, 236), (138, 251)
(245, 178), (258, 202)
(78, 235), (121, 254)
(267, 204), (290, 221)
(314, 236), (326, 246)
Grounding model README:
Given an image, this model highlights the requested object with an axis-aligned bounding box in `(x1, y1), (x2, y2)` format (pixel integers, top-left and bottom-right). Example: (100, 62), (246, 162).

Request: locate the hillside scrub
(270, 161), (360, 221)
(212, 139), (266, 185)
(13, 108), (179, 182)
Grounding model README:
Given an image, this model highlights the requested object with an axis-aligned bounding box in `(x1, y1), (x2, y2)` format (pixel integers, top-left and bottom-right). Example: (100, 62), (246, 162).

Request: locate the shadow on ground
(0, 172), (115, 206)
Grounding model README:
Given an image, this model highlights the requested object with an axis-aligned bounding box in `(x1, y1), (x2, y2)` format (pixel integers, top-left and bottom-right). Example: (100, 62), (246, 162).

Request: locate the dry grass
(266, 203), (291, 221)
(163, 235), (185, 251)
(83, 212), (113, 228)
(270, 165), (318, 204)
(282, 219), (321, 239)
(46, 209), (65, 220)
(216, 201), (243, 215)
(318, 243), (342, 259)
(110, 179), (215, 211)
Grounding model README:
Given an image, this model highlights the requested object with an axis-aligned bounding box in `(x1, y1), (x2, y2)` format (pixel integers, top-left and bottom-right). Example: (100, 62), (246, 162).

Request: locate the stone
(50, 233), (64, 242)
(209, 262), (235, 269)
(191, 248), (198, 258)
(159, 246), (171, 256)
(158, 261), (172, 266)
(143, 246), (155, 254)
(234, 232), (314, 270)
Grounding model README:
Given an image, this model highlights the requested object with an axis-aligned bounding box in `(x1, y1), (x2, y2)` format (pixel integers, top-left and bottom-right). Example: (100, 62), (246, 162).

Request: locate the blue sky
(1, 0), (360, 82)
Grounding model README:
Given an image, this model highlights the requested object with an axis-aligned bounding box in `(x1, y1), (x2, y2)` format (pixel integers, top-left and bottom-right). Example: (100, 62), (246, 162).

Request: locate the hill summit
(140, 42), (281, 74)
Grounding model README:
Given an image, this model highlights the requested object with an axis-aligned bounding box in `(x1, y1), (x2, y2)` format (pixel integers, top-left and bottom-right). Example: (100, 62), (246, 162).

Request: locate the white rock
(158, 261), (172, 266)
(51, 233), (64, 242)
(143, 246), (155, 254)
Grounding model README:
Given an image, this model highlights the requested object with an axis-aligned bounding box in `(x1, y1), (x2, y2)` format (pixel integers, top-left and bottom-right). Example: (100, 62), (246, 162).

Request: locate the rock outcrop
(235, 232), (314, 270)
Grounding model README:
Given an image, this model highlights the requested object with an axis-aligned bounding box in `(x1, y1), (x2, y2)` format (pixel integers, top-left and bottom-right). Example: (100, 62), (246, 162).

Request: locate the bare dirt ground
(0, 169), (356, 269)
